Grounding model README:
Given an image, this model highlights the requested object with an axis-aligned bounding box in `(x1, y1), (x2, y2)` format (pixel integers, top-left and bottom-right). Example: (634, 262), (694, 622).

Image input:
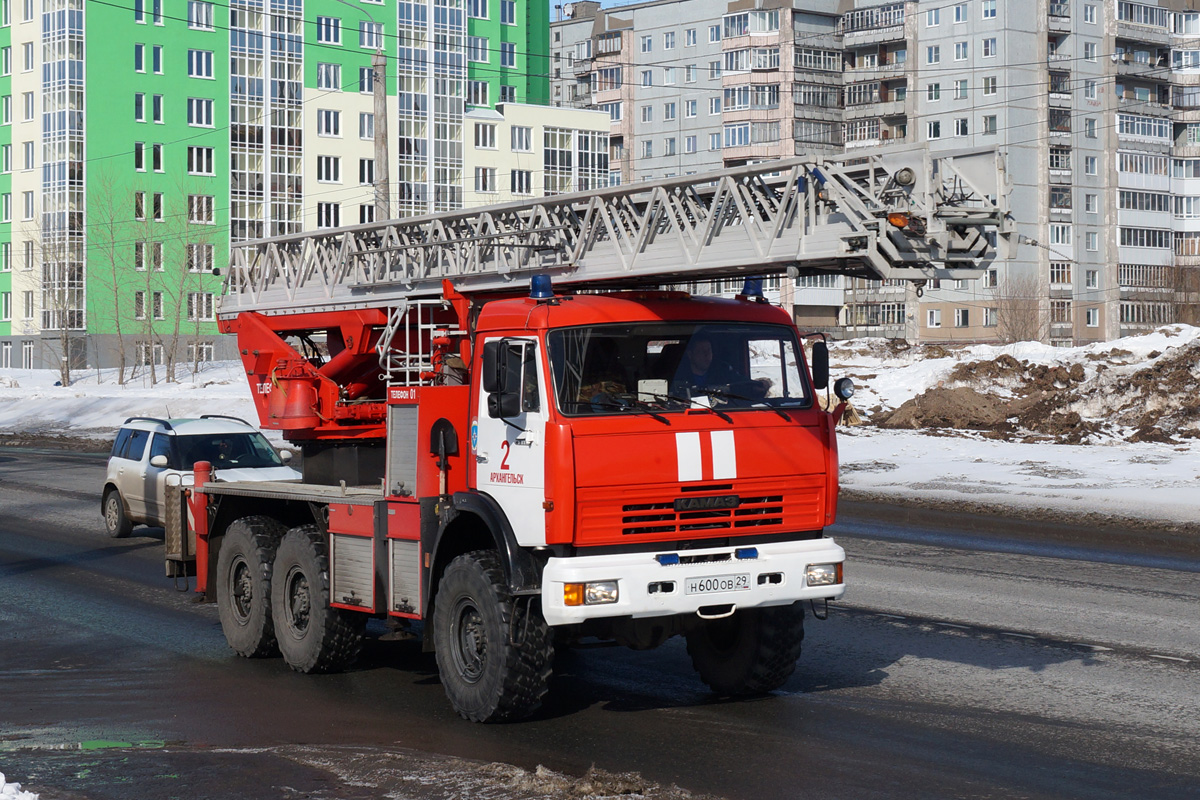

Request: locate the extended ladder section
(221, 145), (1011, 318)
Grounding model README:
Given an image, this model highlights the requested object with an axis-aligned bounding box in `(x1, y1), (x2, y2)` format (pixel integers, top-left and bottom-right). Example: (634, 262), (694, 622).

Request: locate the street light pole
(373, 48), (390, 222)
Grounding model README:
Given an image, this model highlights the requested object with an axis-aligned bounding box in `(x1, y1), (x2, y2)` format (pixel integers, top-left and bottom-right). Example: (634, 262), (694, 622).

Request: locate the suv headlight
(805, 563), (843, 586)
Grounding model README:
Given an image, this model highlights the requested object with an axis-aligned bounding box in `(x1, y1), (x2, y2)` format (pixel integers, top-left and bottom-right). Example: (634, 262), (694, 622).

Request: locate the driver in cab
(672, 332), (772, 400)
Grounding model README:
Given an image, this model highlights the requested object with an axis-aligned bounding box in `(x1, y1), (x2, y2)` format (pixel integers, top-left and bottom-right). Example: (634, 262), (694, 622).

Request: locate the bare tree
(1174, 264), (1200, 326)
(991, 272), (1047, 343)
(84, 167), (141, 384)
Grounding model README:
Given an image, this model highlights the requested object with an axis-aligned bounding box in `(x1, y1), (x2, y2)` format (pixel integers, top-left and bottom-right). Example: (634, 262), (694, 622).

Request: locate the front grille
(622, 493), (785, 536)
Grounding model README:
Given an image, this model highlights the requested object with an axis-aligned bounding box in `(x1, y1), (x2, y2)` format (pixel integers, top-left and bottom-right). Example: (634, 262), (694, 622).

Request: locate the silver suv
(102, 415), (300, 537)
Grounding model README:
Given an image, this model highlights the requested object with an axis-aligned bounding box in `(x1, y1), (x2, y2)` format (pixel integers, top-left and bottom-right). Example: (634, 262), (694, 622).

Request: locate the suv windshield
(548, 322), (811, 416)
(174, 433), (283, 470)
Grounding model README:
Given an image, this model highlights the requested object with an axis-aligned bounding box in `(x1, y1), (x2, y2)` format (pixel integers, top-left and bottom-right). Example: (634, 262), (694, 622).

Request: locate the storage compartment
(389, 539), (422, 616)
(330, 533), (375, 609)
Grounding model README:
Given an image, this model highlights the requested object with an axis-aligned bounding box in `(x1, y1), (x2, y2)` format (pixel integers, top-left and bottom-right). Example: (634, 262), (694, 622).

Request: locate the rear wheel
(271, 525), (363, 674)
(684, 603), (805, 695)
(103, 490), (133, 538)
(433, 550), (553, 722)
(216, 516), (286, 658)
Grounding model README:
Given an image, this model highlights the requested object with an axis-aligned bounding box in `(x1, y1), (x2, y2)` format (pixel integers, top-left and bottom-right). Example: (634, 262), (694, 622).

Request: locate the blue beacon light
(530, 275), (554, 299)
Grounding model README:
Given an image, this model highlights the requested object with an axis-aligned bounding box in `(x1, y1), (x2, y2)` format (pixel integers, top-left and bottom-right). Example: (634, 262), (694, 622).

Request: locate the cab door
(473, 337), (547, 547)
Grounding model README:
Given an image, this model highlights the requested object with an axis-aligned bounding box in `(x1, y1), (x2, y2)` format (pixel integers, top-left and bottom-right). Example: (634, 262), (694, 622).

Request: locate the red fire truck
(175, 150), (1009, 721)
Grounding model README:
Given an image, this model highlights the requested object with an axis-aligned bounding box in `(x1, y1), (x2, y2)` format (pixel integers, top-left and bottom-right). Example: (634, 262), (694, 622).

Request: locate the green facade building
(0, 0), (549, 372)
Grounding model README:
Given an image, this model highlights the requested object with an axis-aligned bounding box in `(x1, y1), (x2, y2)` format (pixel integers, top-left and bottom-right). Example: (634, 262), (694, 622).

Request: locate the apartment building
(0, 0), (592, 371)
(553, 0), (1200, 345)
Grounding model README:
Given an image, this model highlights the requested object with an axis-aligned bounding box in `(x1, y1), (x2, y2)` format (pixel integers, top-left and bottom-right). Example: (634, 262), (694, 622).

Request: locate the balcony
(1048, 3), (1071, 33)
(573, 57), (592, 77)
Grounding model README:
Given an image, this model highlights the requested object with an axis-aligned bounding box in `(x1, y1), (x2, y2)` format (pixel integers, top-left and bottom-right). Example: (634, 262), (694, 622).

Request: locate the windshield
(175, 433), (284, 470)
(548, 322), (811, 416)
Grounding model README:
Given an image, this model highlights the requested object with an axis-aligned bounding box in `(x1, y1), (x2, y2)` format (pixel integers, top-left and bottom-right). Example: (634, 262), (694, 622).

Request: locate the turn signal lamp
(564, 581), (620, 606)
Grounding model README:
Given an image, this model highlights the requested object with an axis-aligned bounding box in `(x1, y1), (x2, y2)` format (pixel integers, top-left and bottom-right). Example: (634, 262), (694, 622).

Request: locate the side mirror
(150, 454), (169, 468)
(487, 391), (522, 419)
(810, 341), (830, 390)
(482, 340), (505, 394)
(278, 449), (293, 462)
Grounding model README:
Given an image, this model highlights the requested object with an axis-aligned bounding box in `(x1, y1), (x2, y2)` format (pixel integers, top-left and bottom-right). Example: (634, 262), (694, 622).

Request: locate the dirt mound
(875, 387), (1014, 432)
(865, 332), (1200, 443)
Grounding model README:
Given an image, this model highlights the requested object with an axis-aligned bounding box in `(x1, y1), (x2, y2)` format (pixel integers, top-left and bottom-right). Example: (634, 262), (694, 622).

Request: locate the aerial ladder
(181, 145), (1010, 722)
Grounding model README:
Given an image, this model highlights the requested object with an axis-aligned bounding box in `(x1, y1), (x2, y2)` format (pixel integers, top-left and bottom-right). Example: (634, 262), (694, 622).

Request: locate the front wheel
(433, 550), (553, 722)
(103, 490), (133, 538)
(271, 525), (363, 674)
(684, 603), (805, 695)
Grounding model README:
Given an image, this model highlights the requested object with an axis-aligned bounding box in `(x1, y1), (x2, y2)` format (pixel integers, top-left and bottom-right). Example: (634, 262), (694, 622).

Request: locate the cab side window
(148, 433), (174, 468)
(123, 429), (150, 461)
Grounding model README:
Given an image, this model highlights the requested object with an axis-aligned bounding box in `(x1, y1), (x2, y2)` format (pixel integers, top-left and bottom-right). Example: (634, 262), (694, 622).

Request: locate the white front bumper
(541, 538), (846, 627)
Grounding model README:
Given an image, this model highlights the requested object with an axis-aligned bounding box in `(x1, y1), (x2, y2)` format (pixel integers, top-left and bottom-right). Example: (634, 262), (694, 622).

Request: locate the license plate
(685, 573), (751, 595)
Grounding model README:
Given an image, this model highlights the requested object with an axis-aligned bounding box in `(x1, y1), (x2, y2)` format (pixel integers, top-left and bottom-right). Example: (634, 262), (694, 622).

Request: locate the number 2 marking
(500, 440), (511, 470)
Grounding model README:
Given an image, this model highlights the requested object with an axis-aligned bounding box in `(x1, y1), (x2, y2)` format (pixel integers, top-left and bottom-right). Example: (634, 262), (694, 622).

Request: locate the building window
(685, 100), (697, 118)
(316, 155), (340, 183)
(153, 46), (163, 74)
(500, 42), (515, 67)
(511, 125), (532, 152)
(152, 95), (163, 123)
(467, 36), (489, 63)
(955, 42), (968, 61)
(134, 43), (145, 72)
(500, 0), (515, 25)
(187, 146), (214, 175)
(1050, 261), (1072, 285)
(187, 0), (214, 30)
(1085, 156), (1098, 175)
(1084, 42), (1097, 61)
(927, 7), (940, 26)
(927, 309), (942, 328)
(467, 0), (487, 19)
(474, 167), (497, 193)
(927, 45), (940, 65)
(663, 67), (675, 85)
(317, 62), (340, 90)
(1049, 224), (1072, 245)
(359, 21), (383, 49)
(982, 38), (997, 57)
(927, 120), (941, 139)
(686, 28), (696, 46)
(709, 133), (721, 150)
(1085, 194), (1097, 213)
(358, 158), (375, 186)
(499, 84), (516, 103)
(1050, 300), (1072, 325)
(685, 135), (697, 154)
(954, 3), (966, 23)
(359, 205), (376, 224)
(1084, 4), (1095, 23)
(317, 109), (341, 136)
(187, 49), (213, 78)
(641, 70), (652, 87)
(317, 202), (340, 228)
(927, 83), (941, 101)
(316, 16), (341, 44)
(954, 308), (969, 327)
(1086, 308), (1098, 327)
(664, 102), (676, 121)
(955, 118), (969, 136)
(187, 292), (215, 321)
(641, 35), (652, 53)
(134, 142), (145, 171)
(152, 291), (164, 320)
(983, 0), (997, 19)
(187, 97), (213, 127)
(642, 140), (653, 159)
(1086, 231), (1099, 251)
(188, 194), (214, 224)
(474, 123), (496, 148)
(709, 97), (721, 114)
(1086, 270), (1098, 288)
(664, 137), (676, 156)
(468, 80), (489, 106)
(360, 112), (374, 140)
(709, 24), (721, 43)
(954, 79), (968, 99)
(134, 92), (145, 122)
(664, 31), (675, 50)
(511, 169), (532, 195)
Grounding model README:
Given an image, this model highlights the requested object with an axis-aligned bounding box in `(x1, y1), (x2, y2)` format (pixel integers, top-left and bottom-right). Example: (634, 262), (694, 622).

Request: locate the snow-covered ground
(0, 325), (1196, 530)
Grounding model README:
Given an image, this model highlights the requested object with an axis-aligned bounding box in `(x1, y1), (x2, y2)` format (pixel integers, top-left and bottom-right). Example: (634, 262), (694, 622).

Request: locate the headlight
(834, 377), (855, 400)
(564, 581), (620, 606)
(805, 563), (843, 587)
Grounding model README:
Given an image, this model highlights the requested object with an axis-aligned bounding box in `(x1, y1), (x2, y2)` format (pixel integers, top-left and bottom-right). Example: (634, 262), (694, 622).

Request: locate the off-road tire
(684, 603), (805, 695)
(433, 550), (553, 723)
(216, 515), (286, 658)
(103, 490), (133, 538)
(271, 525), (363, 674)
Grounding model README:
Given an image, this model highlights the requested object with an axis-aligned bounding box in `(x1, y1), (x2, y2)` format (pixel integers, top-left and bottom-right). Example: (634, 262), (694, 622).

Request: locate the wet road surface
(1, 447), (1199, 799)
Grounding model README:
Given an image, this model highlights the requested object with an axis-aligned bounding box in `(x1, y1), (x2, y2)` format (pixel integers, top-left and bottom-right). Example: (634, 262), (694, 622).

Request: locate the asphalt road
(1, 447), (1198, 800)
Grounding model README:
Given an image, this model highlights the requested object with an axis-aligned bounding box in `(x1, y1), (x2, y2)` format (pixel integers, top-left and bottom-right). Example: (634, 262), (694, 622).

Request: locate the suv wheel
(103, 490), (133, 538)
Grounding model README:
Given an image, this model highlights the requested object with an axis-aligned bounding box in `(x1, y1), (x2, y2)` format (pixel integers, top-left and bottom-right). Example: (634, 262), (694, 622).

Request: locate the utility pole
(373, 49), (390, 222)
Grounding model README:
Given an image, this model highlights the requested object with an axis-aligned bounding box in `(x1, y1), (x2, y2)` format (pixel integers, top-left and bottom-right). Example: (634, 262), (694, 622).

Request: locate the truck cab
(468, 290), (846, 628)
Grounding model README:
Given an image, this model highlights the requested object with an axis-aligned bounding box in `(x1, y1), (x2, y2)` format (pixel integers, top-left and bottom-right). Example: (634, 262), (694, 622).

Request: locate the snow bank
(0, 773), (38, 800)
